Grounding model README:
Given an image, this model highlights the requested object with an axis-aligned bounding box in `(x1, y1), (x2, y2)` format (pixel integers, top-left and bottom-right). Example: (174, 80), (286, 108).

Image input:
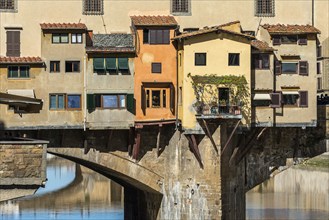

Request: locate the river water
(1, 154), (328, 219)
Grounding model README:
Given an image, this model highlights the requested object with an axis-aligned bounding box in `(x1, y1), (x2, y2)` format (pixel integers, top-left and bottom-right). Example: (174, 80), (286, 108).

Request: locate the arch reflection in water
(0, 154), (124, 220)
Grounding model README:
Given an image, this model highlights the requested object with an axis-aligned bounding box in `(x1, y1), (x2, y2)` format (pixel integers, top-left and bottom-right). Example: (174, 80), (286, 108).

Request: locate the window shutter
(299, 61), (308, 76)
(170, 84), (175, 114)
(118, 58), (129, 70)
(93, 58), (105, 70)
(150, 30), (157, 44)
(141, 86), (146, 115)
(272, 37), (281, 46)
(275, 60), (281, 75)
(163, 30), (170, 44)
(299, 91), (308, 107)
(298, 36), (307, 45)
(156, 30), (163, 44)
(87, 94), (95, 111)
(270, 92), (281, 108)
(106, 58), (117, 70)
(127, 94), (135, 114)
(6, 31), (20, 57)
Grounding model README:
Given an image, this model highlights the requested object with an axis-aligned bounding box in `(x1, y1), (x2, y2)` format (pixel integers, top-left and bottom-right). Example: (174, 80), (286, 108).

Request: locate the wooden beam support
(132, 129), (141, 161)
(221, 120), (241, 156)
(202, 119), (218, 156)
(186, 134), (204, 169)
(156, 125), (162, 157)
(127, 127), (134, 156)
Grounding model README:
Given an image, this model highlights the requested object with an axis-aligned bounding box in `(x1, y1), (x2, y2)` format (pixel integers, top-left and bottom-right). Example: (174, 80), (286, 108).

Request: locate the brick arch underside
(47, 148), (164, 194)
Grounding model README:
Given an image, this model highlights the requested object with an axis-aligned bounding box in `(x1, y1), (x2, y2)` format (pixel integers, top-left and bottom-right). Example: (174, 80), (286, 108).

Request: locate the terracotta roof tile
(0, 57), (44, 64)
(40, 23), (87, 30)
(262, 24), (321, 34)
(131, 16), (177, 26)
(251, 40), (275, 52)
(173, 24), (255, 40)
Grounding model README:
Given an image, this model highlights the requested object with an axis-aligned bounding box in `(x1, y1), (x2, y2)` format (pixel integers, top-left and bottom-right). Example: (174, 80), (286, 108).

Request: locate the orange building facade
(131, 16), (177, 123)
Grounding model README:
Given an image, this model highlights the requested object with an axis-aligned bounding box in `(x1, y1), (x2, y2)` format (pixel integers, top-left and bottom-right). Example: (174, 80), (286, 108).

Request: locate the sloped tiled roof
(262, 24), (321, 34)
(40, 23), (87, 30)
(131, 16), (177, 26)
(0, 57), (44, 64)
(251, 40), (275, 52)
(86, 34), (135, 53)
(173, 23), (255, 40)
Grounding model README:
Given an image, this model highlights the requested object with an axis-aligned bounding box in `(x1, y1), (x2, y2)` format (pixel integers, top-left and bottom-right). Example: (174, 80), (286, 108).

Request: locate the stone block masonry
(0, 139), (48, 187)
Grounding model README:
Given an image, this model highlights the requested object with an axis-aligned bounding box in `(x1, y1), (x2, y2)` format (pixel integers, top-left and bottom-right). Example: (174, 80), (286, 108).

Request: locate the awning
(0, 91), (42, 105)
(282, 91), (299, 95)
(7, 89), (35, 98)
(253, 94), (271, 100)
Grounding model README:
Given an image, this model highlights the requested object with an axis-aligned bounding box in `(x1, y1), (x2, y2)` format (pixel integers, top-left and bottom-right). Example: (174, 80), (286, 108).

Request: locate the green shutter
(93, 58), (105, 70)
(127, 94), (135, 115)
(106, 58), (117, 70)
(87, 94), (95, 110)
(118, 58), (129, 70)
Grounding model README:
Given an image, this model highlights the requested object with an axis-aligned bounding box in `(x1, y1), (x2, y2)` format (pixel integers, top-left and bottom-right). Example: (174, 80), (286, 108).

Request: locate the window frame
(253, 54), (270, 69)
(0, 0), (16, 12)
(195, 53), (207, 66)
(146, 88), (168, 109)
(65, 61), (80, 73)
(49, 94), (65, 110)
(50, 61), (60, 73)
(7, 65), (30, 78)
(255, 0), (275, 17)
(282, 94), (299, 107)
(83, 0), (104, 15)
(151, 62), (162, 74)
(228, 53), (240, 66)
(281, 62), (298, 74)
(66, 94), (82, 110)
(171, 0), (191, 15)
(71, 33), (83, 44)
(52, 33), (69, 44)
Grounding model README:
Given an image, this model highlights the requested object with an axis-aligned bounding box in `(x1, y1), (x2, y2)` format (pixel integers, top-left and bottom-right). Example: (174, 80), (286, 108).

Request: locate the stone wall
(0, 142), (47, 186)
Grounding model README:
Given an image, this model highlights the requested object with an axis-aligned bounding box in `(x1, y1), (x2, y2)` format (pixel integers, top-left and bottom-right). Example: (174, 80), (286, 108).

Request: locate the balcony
(194, 102), (242, 119)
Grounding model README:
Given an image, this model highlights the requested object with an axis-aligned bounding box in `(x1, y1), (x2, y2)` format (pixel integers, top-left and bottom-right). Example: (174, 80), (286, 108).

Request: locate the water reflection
(0, 154), (124, 220)
(247, 155), (329, 220)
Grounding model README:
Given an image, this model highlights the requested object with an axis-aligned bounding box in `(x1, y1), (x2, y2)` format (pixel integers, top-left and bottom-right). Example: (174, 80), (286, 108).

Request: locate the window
(317, 62), (321, 74)
(253, 54), (269, 69)
(0, 0), (15, 10)
(270, 92), (281, 108)
(65, 61), (80, 72)
(152, 63), (162, 73)
(299, 91), (308, 107)
(317, 46), (322, 58)
(94, 57), (130, 75)
(71, 33), (82, 44)
(283, 94), (299, 106)
(50, 61), (60, 73)
(6, 31), (20, 57)
(52, 34), (69, 43)
(253, 100), (271, 107)
(50, 94), (81, 110)
(87, 94), (132, 111)
(299, 61), (308, 76)
(172, 0), (190, 14)
(146, 89), (168, 108)
(195, 53), (206, 66)
(67, 95), (81, 109)
(144, 29), (170, 44)
(272, 35), (307, 46)
(83, 0), (103, 15)
(282, 63), (298, 74)
(229, 53), (240, 66)
(49, 94), (65, 110)
(298, 35), (307, 45)
(255, 0), (275, 17)
(281, 35), (297, 44)
(318, 78), (322, 90)
(8, 66), (29, 78)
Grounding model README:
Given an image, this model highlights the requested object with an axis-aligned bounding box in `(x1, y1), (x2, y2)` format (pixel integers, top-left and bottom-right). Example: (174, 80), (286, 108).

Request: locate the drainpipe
(175, 26), (180, 130)
(312, 0), (314, 26)
(83, 53), (87, 131)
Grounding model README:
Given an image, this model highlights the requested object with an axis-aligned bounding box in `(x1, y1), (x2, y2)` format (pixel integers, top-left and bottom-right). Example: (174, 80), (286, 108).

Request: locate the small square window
(152, 63), (162, 73)
(67, 95), (81, 109)
(52, 34), (69, 44)
(229, 53), (240, 66)
(195, 53), (206, 66)
(49, 94), (65, 110)
(50, 61), (60, 73)
(65, 61), (80, 72)
(8, 66), (29, 78)
(71, 33), (83, 44)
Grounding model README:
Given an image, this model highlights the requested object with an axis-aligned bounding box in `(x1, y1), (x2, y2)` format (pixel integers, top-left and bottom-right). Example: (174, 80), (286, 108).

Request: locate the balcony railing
(195, 103), (242, 119)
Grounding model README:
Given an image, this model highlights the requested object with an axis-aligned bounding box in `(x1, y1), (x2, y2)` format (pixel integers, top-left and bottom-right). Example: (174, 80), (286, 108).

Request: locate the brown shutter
(163, 30), (170, 44)
(150, 30), (157, 44)
(270, 92), (281, 108)
(298, 36), (307, 45)
(272, 36), (281, 46)
(170, 84), (175, 114)
(299, 61), (308, 76)
(7, 31), (21, 57)
(299, 91), (308, 107)
(275, 60), (281, 75)
(141, 86), (146, 115)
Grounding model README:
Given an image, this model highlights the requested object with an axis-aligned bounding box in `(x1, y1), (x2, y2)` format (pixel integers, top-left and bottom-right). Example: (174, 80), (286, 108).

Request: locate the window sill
(171, 12), (192, 16)
(7, 78), (31, 80)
